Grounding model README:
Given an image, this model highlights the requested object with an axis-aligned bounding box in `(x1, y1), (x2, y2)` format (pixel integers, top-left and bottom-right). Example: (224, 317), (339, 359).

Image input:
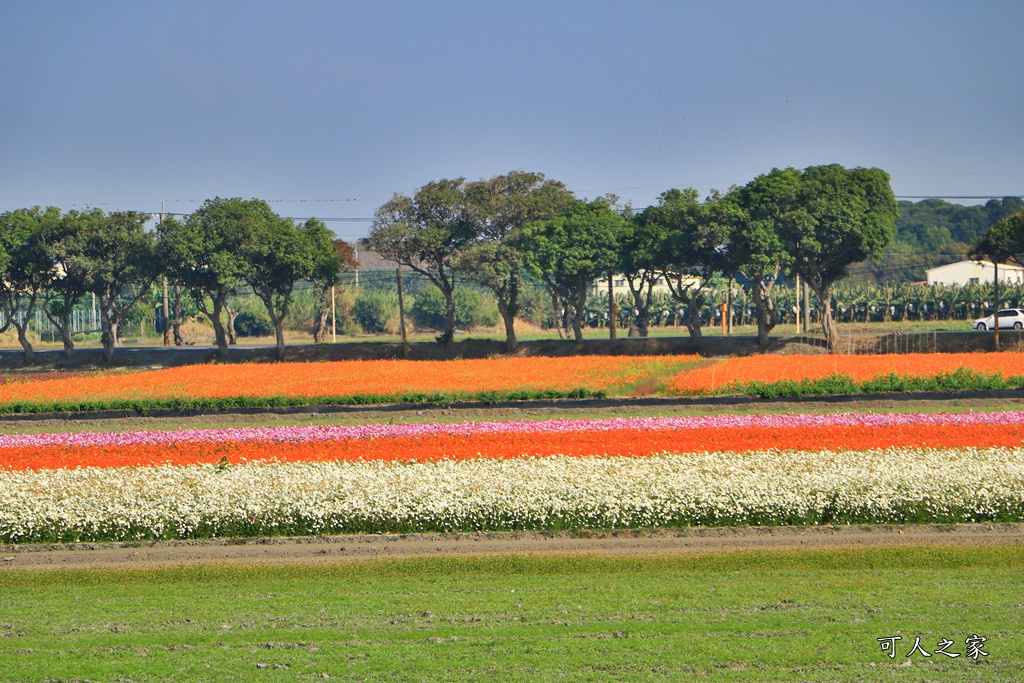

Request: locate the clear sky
(1, 0), (1022, 240)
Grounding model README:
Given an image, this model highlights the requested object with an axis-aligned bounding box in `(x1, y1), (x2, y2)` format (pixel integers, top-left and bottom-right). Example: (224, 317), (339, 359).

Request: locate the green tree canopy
(459, 171), (574, 351)
(158, 197), (267, 357)
(519, 198), (624, 342)
(776, 164), (898, 350)
(364, 179), (473, 345)
(77, 211), (158, 362)
(245, 215), (340, 360)
(639, 189), (730, 340)
(0, 207), (60, 361)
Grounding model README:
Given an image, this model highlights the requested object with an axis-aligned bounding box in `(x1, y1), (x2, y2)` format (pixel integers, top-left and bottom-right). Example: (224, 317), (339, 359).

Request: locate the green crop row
(0, 388), (607, 416)
(719, 367), (1024, 398)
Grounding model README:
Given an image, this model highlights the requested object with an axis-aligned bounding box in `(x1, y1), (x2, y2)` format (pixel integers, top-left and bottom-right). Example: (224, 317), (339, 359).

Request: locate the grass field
(0, 545), (1020, 682)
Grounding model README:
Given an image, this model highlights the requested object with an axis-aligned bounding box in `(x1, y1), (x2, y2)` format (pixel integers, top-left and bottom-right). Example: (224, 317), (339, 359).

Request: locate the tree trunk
(313, 307), (329, 343)
(171, 285), (184, 346)
(274, 319), (286, 361)
(45, 307), (76, 359)
(101, 319), (116, 363)
(497, 298), (517, 352)
(630, 289), (650, 337)
(209, 301), (229, 358)
(684, 295), (703, 341)
(225, 304), (238, 346)
(571, 308), (584, 343)
(570, 287), (586, 343)
(438, 288), (456, 346)
(812, 284), (840, 351)
(543, 283), (569, 340)
(500, 277), (519, 353)
(625, 275), (660, 339)
(15, 322), (33, 363)
(750, 276), (777, 347)
(58, 322), (74, 359)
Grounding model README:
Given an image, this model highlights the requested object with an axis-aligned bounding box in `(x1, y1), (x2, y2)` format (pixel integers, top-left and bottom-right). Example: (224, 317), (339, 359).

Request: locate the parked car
(972, 308), (1024, 331)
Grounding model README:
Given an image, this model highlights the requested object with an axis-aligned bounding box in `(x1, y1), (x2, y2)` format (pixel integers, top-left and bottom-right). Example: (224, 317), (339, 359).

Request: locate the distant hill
(849, 197), (1023, 284)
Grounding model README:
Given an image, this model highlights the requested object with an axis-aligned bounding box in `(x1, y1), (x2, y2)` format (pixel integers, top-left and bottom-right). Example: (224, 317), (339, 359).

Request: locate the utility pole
(331, 284), (337, 343)
(608, 271), (616, 341)
(803, 279), (811, 334)
(726, 275), (733, 335)
(795, 274), (801, 334)
(994, 261), (1000, 350)
(396, 268), (408, 355)
(161, 199), (170, 347)
(354, 245), (360, 289)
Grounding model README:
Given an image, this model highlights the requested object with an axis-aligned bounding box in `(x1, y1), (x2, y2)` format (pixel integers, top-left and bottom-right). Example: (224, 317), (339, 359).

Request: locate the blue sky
(1, 1), (1022, 240)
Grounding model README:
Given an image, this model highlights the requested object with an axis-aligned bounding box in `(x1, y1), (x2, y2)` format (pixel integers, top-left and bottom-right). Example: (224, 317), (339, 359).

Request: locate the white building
(592, 271), (696, 298)
(925, 260), (1024, 287)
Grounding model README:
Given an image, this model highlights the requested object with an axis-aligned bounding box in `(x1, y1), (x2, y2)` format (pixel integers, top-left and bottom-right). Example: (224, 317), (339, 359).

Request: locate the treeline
(364, 165), (900, 350)
(8, 166), (1014, 362)
(0, 199), (349, 362)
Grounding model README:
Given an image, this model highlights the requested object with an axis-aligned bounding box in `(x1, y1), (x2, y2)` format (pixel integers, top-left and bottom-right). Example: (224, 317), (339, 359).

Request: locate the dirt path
(2, 524), (1021, 572)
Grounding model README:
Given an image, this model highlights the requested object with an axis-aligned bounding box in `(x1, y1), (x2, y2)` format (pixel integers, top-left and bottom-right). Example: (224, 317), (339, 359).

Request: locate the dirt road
(2, 524), (1021, 572)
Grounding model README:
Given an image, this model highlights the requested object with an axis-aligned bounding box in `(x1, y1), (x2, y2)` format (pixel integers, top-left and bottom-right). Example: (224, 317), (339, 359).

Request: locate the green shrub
(410, 287), (500, 331)
(234, 310), (274, 337)
(352, 290), (398, 334)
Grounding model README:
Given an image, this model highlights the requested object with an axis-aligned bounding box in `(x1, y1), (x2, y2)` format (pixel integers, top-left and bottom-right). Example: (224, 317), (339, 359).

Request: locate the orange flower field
(669, 352), (1024, 394)
(0, 355), (697, 405)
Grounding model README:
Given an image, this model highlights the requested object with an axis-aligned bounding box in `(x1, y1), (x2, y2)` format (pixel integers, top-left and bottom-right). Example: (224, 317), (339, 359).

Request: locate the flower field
(668, 352), (1024, 395)
(2, 411), (1023, 543)
(0, 355), (697, 411)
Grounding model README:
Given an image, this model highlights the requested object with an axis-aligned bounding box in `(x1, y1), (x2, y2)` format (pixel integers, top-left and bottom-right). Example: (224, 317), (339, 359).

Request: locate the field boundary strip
(3, 388), (1024, 422)
(3, 523), (1023, 573)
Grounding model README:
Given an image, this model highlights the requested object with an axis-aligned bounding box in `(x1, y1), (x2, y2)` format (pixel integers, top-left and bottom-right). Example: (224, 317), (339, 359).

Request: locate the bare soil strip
(1, 524), (1021, 572)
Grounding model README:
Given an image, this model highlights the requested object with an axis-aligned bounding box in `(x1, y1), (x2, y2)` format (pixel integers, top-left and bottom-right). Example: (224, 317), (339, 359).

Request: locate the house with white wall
(925, 260), (1024, 286)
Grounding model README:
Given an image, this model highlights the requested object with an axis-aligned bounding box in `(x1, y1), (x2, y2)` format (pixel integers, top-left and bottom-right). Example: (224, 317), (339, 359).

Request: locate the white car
(972, 308), (1024, 331)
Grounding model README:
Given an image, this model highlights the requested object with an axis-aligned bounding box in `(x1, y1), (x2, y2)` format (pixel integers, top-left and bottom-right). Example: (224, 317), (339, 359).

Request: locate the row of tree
(0, 199), (352, 362)
(365, 165), (899, 350)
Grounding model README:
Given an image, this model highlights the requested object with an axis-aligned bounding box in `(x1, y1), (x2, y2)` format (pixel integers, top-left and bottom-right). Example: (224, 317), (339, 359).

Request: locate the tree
(364, 179), (473, 345)
(639, 189), (729, 340)
(158, 198), (260, 358)
(728, 175), (794, 346)
(311, 239), (357, 343)
(619, 201), (674, 338)
(970, 208), (1024, 349)
(459, 171), (575, 351)
(246, 216), (339, 360)
(519, 198), (624, 342)
(0, 207), (58, 361)
(78, 211), (159, 362)
(42, 209), (99, 358)
(777, 165), (898, 351)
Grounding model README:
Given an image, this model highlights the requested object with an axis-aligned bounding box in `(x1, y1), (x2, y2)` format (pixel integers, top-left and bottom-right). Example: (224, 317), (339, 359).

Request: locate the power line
(892, 194), (1019, 200)
(152, 212), (372, 222)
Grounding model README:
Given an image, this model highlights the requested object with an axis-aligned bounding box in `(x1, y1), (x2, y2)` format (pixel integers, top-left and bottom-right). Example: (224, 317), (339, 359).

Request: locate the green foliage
(410, 286), (499, 330)
(351, 289), (398, 333)
(717, 367), (1024, 398)
(364, 178), (473, 343)
(519, 197), (626, 341)
(0, 388), (608, 416)
(233, 309), (274, 337)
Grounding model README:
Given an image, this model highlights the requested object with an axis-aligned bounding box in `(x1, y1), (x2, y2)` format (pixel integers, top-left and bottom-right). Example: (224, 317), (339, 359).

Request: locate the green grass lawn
(1, 545), (1020, 682)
